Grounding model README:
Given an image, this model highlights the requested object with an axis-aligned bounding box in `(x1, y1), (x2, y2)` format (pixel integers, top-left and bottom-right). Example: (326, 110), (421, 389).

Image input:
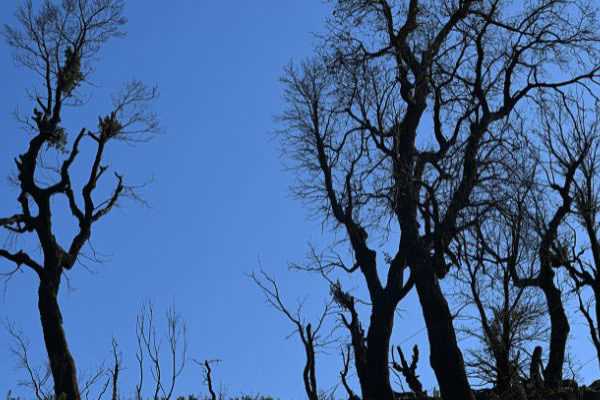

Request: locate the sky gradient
(0, 1), (599, 399)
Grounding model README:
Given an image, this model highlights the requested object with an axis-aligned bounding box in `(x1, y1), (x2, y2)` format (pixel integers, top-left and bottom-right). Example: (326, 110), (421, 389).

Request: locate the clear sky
(0, 1), (598, 399)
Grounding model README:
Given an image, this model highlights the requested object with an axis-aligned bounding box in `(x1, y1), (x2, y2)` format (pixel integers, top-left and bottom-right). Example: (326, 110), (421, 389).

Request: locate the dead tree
(203, 360), (218, 400)
(507, 94), (596, 388)
(454, 190), (547, 395)
(530, 346), (544, 389)
(392, 345), (427, 400)
(339, 345), (360, 400)
(329, 282), (368, 398)
(193, 359), (221, 400)
(6, 321), (112, 400)
(279, 1), (600, 398)
(6, 323), (52, 400)
(562, 116), (600, 370)
(0, 1), (158, 399)
(135, 303), (188, 400)
(252, 271), (333, 400)
(108, 339), (122, 400)
(459, 94), (596, 390)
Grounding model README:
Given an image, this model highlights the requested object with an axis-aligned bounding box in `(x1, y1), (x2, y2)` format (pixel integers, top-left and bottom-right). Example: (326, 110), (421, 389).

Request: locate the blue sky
(0, 1), (598, 399)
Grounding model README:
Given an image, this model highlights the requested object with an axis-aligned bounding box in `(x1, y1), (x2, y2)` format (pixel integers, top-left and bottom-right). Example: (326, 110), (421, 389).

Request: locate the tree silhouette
(1, 1), (157, 398)
(455, 205), (547, 393)
(279, 1), (600, 398)
(252, 271), (333, 400)
(506, 94), (596, 388)
(563, 111), (600, 370)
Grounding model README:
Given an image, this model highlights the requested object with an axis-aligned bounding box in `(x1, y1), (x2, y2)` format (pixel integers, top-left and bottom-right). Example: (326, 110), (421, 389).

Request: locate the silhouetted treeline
(4, 1), (600, 400)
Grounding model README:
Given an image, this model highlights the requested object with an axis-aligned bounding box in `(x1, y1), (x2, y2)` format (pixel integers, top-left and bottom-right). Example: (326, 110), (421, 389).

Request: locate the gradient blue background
(0, 1), (597, 398)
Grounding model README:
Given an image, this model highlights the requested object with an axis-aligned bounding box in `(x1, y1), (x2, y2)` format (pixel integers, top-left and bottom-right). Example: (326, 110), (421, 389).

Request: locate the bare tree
(135, 303), (188, 400)
(6, 321), (112, 400)
(252, 271), (333, 400)
(507, 93), (596, 388)
(454, 206), (547, 394)
(6, 322), (52, 400)
(0, 1), (158, 398)
(134, 314), (145, 400)
(339, 345), (360, 400)
(79, 364), (109, 400)
(193, 359), (221, 400)
(6, 313), (190, 400)
(108, 339), (121, 400)
(279, 1), (600, 398)
(562, 109), (600, 370)
(89, 341), (122, 400)
(329, 281), (369, 398)
(392, 345), (427, 400)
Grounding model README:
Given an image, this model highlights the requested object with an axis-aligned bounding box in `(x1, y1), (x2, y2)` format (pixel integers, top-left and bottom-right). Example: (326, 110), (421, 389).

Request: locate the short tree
(252, 271), (333, 400)
(455, 207), (547, 393)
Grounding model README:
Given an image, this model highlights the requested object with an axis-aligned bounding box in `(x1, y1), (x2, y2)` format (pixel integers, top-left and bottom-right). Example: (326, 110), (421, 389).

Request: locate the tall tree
(279, 1), (600, 398)
(0, 1), (157, 398)
(507, 93), (596, 388)
(562, 103), (600, 370)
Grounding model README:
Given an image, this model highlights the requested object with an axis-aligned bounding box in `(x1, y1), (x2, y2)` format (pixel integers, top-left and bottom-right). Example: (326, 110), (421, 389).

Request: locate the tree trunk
(302, 325), (319, 400)
(542, 281), (569, 389)
(38, 276), (80, 400)
(594, 286), (600, 370)
(362, 302), (395, 400)
(414, 266), (475, 400)
(347, 313), (369, 398)
(495, 351), (511, 395)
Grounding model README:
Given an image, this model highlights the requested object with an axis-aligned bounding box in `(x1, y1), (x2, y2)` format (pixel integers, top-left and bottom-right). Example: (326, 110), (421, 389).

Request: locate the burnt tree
(135, 303), (188, 400)
(392, 345), (427, 400)
(339, 345), (361, 400)
(252, 271), (333, 400)
(507, 94), (596, 388)
(454, 188), (548, 394)
(0, 1), (157, 398)
(561, 105), (600, 371)
(279, 1), (600, 398)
